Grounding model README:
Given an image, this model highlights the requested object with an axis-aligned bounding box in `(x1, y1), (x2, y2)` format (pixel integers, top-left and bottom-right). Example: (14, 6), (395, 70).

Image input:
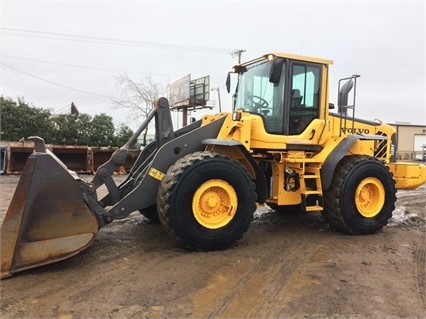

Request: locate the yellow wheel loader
(2, 53), (425, 278)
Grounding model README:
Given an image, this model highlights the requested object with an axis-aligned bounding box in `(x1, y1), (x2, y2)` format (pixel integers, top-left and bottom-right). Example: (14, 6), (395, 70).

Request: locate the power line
(1, 62), (118, 100)
(0, 54), (228, 82)
(0, 54), (174, 77)
(1, 27), (232, 54)
(53, 103), (72, 114)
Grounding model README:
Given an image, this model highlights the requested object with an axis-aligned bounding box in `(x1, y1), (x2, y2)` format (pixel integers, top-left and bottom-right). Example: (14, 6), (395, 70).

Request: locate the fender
(321, 134), (388, 190)
(321, 135), (359, 191)
(202, 138), (268, 204)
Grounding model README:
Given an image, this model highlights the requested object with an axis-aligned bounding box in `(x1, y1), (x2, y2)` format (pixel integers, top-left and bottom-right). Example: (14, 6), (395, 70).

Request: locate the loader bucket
(1, 142), (99, 278)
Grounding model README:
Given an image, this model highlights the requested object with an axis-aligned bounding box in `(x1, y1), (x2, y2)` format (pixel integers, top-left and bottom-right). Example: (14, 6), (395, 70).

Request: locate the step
(303, 174), (320, 179)
(304, 190), (323, 196)
(305, 205), (324, 212)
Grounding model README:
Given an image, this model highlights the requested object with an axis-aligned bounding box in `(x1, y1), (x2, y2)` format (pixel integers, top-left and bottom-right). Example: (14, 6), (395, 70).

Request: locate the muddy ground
(0, 175), (425, 319)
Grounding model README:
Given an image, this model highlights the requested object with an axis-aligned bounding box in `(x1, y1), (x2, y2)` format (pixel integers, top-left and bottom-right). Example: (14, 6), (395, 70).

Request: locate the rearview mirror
(269, 58), (285, 84)
(226, 72), (231, 93)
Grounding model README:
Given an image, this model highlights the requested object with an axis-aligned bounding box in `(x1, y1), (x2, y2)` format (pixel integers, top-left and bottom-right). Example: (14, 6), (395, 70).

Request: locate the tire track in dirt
(249, 240), (321, 318)
(413, 231), (426, 312)
(197, 221), (324, 319)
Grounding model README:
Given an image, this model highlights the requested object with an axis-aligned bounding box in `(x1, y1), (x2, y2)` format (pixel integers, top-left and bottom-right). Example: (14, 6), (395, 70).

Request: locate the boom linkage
(84, 97), (175, 225)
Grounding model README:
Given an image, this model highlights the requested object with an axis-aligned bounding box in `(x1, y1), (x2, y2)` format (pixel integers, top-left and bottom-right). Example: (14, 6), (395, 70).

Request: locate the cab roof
(236, 52), (333, 69)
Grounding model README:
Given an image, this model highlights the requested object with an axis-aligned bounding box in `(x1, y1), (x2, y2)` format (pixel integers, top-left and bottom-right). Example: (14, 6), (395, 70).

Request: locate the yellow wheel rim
(355, 177), (385, 218)
(192, 179), (238, 229)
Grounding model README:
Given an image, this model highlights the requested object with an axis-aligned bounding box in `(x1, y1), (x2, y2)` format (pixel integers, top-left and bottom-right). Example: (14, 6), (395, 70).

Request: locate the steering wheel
(252, 95), (269, 110)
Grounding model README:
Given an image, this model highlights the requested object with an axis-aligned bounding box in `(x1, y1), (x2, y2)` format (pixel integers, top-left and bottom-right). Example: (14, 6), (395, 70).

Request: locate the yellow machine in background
(2, 53), (425, 277)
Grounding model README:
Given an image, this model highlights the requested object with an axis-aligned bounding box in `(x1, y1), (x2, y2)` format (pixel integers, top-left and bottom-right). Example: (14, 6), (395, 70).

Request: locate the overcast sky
(1, 1), (425, 130)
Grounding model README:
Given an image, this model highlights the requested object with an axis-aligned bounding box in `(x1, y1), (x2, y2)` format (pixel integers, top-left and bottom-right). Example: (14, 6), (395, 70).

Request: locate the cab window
(289, 64), (321, 135)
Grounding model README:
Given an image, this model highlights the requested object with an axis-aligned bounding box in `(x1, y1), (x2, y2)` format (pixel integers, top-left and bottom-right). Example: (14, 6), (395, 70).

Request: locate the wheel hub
(192, 179), (237, 229)
(355, 177), (385, 218)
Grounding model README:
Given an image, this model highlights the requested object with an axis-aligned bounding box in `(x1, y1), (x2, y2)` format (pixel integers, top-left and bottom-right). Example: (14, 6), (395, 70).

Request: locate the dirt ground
(0, 174), (425, 319)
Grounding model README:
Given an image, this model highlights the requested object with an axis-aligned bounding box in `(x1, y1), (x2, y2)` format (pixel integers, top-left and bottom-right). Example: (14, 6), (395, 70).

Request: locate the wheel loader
(2, 52), (426, 278)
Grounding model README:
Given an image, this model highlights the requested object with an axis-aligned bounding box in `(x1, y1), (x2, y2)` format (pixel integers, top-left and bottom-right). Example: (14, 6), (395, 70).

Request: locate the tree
(114, 123), (134, 147)
(51, 113), (93, 145)
(89, 113), (115, 146)
(114, 75), (165, 145)
(51, 113), (79, 144)
(1, 96), (135, 147)
(0, 96), (55, 142)
(76, 113), (93, 145)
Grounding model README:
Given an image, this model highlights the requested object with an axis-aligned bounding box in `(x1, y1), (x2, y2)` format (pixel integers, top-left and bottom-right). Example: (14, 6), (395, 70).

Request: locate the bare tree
(113, 75), (166, 145)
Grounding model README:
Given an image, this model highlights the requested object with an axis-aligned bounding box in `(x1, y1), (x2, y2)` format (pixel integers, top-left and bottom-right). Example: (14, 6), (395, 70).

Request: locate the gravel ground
(0, 175), (425, 319)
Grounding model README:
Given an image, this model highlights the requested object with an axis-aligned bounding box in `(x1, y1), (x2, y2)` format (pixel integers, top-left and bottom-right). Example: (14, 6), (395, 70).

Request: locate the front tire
(157, 151), (256, 251)
(139, 205), (159, 223)
(323, 155), (396, 234)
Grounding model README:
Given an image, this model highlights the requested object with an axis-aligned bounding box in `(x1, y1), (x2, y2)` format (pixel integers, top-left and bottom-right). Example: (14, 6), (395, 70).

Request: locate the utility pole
(211, 88), (222, 112)
(231, 49), (246, 64)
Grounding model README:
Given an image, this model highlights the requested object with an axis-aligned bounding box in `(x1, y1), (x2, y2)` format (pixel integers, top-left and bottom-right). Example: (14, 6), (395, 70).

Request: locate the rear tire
(157, 151), (256, 251)
(323, 155), (396, 234)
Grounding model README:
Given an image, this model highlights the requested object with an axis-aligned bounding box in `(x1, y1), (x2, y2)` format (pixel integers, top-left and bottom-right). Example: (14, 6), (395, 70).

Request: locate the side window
(289, 64), (321, 135)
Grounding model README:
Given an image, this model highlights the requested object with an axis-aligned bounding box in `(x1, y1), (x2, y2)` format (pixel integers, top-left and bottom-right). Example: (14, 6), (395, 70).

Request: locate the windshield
(235, 60), (286, 111)
(235, 59), (286, 133)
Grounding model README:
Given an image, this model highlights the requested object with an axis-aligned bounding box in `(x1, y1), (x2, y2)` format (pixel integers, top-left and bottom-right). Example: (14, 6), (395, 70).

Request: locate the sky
(1, 0), (425, 131)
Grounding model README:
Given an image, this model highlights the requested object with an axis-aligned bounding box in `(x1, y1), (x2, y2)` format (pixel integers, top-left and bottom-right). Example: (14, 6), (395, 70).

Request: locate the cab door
(287, 62), (322, 135)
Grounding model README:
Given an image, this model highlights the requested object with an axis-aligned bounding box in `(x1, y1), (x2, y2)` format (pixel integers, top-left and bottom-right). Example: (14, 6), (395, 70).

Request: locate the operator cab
(229, 53), (331, 136)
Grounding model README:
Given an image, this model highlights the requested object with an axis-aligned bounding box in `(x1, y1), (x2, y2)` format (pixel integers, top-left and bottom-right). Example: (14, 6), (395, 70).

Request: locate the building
(390, 123), (426, 161)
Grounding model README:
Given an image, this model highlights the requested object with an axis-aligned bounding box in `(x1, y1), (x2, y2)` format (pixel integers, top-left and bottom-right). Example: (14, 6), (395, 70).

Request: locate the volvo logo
(340, 127), (370, 134)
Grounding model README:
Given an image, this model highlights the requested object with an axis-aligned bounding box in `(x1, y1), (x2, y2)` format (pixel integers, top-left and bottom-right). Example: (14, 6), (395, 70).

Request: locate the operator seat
(289, 89), (305, 135)
(291, 89), (303, 107)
